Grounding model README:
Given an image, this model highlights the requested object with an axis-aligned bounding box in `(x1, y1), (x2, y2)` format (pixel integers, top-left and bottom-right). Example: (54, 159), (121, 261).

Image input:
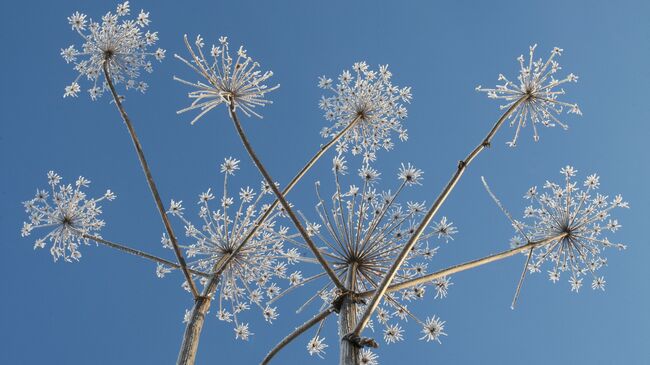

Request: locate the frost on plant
(61, 2), (165, 99)
(318, 62), (412, 164)
(476, 45), (581, 146)
(511, 166), (629, 292)
(21, 171), (116, 262)
(281, 157), (454, 357)
(164, 157), (301, 340)
(174, 35), (280, 123)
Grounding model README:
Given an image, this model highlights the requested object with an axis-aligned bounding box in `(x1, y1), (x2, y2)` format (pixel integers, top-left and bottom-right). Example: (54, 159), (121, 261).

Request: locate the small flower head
(476, 45), (581, 146)
(518, 166), (628, 292)
(61, 2), (164, 99)
(319, 62), (411, 163)
(420, 315), (447, 343)
(21, 172), (114, 262)
(307, 336), (328, 358)
(175, 35), (279, 124)
(383, 324), (404, 344)
(359, 349), (379, 365)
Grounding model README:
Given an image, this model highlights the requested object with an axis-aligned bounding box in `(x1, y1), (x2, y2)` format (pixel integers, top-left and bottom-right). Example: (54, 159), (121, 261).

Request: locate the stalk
(261, 307), (335, 365)
(340, 265), (359, 365)
(102, 62), (199, 298)
(352, 96), (530, 335)
(357, 233), (566, 297)
(227, 101), (344, 290)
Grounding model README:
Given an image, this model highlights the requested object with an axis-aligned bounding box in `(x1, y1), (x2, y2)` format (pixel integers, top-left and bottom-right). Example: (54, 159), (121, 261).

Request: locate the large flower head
(318, 62), (412, 164)
(278, 157), (454, 357)
(21, 172), (116, 262)
(164, 157), (300, 339)
(61, 2), (165, 99)
(174, 35), (280, 124)
(512, 166), (629, 292)
(476, 45), (581, 146)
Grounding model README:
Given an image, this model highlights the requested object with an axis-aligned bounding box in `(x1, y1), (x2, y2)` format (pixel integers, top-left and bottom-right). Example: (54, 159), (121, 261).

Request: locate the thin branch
(261, 306), (335, 365)
(357, 233), (566, 297)
(102, 62), (200, 298)
(210, 115), (359, 281)
(352, 95), (530, 335)
(82, 233), (211, 278)
(227, 101), (345, 290)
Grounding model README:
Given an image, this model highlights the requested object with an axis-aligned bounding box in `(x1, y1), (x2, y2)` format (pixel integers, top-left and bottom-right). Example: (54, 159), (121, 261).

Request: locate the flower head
(420, 315), (447, 343)
(21, 172), (115, 262)
(175, 35), (279, 124)
(307, 336), (328, 358)
(164, 157), (299, 339)
(61, 2), (165, 99)
(319, 62), (411, 163)
(476, 45), (581, 146)
(514, 166), (628, 291)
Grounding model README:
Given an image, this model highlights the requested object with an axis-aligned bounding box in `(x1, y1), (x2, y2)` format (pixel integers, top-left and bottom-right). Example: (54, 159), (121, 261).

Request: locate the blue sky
(1, 0), (648, 364)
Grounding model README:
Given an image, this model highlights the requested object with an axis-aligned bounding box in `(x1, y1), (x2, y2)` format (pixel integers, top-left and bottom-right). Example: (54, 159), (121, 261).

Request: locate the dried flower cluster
(476, 45), (581, 146)
(296, 157), (455, 357)
(61, 2), (165, 99)
(164, 158), (302, 339)
(175, 35), (280, 123)
(318, 62), (412, 164)
(512, 166), (628, 292)
(21, 172), (115, 262)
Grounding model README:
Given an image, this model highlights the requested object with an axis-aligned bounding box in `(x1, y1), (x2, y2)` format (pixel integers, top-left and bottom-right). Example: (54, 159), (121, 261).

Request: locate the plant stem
(82, 233), (211, 278)
(340, 265), (359, 365)
(227, 102), (344, 290)
(211, 115), (359, 280)
(357, 233), (566, 297)
(261, 307), (335, 365)
(102, 62), (199, 298)
(352, 96), (529, 335)
(176, 255), (229, 365)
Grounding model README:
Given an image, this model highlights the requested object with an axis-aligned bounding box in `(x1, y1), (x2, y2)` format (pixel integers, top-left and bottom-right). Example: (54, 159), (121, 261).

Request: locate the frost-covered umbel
(318, 62), (412, 164)
(512, 166), (629, 292)
(164, 157), (301, 340)
(174, 35), (280, 123)
(21, 172), (116, 262)
(290, 158), (454, 358)
(61, 2), (165, 99)
(476, 45), (581, 147)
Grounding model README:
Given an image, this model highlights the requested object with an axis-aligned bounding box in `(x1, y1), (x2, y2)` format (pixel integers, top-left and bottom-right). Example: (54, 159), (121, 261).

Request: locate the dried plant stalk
(102, 62), (199, 298)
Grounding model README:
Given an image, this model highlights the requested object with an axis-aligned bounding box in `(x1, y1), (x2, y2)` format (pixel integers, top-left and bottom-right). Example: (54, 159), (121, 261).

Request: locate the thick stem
(261, 307), (335, 365)
(357, 233), (566, 297)
(340, 265), (359, 365)
(82, 233), (211, 278)
(227, 102), (344, 290)
(353, 96), (529, 335)
(102, 63), (199, 298)
(176, 256), (229, 365)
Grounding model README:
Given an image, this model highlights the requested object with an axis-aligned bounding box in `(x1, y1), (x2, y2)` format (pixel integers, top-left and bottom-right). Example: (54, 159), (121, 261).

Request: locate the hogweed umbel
(318, 62), (412, 164)
(175, 35), (280, 123)
(476, 45), (581, 146)
(21, 171), (115, 262)
(61, 2), (165, 99)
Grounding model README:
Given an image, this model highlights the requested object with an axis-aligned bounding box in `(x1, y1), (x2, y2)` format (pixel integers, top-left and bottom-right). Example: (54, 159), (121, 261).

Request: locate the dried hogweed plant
(17, 2), (631, 364)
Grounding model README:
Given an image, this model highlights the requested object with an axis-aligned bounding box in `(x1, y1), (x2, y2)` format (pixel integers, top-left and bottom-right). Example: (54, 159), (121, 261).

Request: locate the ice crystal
(165, 157), (301, 339)
(175, 35), (279, 123)
(476, 45), (581, 146)
(61, 2), (165, 99)
(318, 62), (411, 164)
(21, 171), (115, 262)
(514, 166), (628, 291)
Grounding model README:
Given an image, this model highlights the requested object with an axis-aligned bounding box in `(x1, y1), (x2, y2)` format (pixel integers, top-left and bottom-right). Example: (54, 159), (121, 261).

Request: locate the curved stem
(82, 233), (211, 278)
(227, 102), (344, 290)
(102, 62), (199, 298)
(357, 233), (566, 297)
(353, 96), (529, 335)
(261, 307), (335, 365)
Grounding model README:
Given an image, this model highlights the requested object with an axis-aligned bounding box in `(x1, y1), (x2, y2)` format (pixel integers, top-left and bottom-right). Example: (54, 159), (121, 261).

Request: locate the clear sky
(1, 0), (648, 364)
